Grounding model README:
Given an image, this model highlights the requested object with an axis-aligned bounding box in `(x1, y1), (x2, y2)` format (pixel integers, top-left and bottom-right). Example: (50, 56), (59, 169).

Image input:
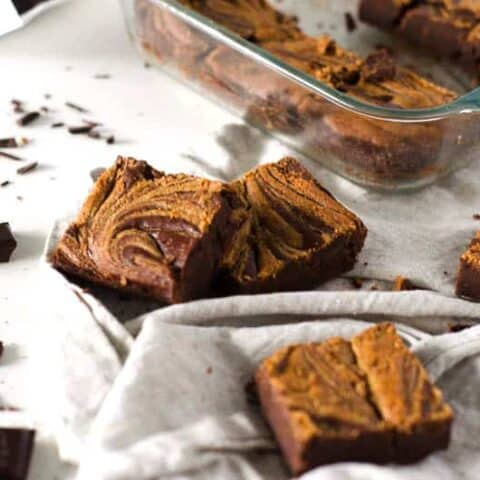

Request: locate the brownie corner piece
(255, 338), (393, 475)
(351, 323), (454, 463)
(220, 157), (367, 294)
(50, 156), (234, 304)
(456, 231), (480, 301)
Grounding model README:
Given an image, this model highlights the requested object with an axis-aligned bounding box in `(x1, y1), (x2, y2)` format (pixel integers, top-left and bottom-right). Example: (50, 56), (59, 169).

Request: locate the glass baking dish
(120, 0), (480, 190)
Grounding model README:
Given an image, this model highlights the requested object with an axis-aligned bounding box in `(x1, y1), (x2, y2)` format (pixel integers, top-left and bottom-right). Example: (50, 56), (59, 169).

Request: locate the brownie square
(256, 323), (453, 475)
(219, 157), (367, 294)
(50, 156), (235, 304)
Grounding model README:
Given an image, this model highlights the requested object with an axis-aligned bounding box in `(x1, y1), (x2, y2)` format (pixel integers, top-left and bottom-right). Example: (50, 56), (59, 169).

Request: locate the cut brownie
(255, 337), (393, 475)
(219, 157), (367, 294)
(352, 323), (453, 463)
(256, 323), (453, 475)
(359, 0), (480, 79)
(50, 156), (235, 304)
(456, 230), (480, 301)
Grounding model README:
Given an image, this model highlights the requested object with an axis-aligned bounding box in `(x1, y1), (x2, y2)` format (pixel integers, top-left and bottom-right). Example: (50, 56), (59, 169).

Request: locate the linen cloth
(40, 119), (480, 478)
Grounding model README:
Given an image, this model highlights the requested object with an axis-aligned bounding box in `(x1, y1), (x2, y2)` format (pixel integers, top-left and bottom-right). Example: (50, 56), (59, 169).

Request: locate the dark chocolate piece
(0, 223), (17, 263)
(0, 428), (35, 480)
(219, 157), (367, 294)
(65, 102), (89, 113)
(16, 162), (38, 175)
(256, 323), (453, 475)
(68, 125), (95, 135)
(51, 156), (236, 304)
(456, 230), (480, 301)
(0, 152), (22, 162)
(16, 112), (40, 127)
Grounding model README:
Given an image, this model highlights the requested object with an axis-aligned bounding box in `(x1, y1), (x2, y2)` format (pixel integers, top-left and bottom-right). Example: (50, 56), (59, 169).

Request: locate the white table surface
(0, 0), (263, 477)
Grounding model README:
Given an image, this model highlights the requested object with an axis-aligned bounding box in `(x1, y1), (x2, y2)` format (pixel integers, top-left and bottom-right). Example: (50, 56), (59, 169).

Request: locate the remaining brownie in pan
(359, 0), (480, 79)
(255, 323), (453, 475)
(219, 157), (367, 294)
(456, 230), (480, 301)
(50, 156), (235, 304)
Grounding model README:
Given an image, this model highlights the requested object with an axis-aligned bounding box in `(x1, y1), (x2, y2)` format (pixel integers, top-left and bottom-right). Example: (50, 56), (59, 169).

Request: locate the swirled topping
(51, 156), (234, 304)
(220, 157), (367, 292)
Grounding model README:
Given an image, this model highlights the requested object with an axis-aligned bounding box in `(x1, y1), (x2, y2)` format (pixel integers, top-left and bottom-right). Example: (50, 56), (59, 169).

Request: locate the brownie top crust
(176, 0), (456, 108)
(220, 157), (367, 290)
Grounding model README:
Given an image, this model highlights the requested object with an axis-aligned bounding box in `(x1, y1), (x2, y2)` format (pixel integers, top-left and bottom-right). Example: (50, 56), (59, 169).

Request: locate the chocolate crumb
(65, 102), (89, 113)
(0, 223), (17, 263)
(51, 122), (65, 128)
(17, 111), (40, 127)
(448, 323), (473, 333)
(90, 167), (106, 182)
(144, 62), (151, 69)
(87, 131), (101, 139)
(106, 135), (115, 145)
(350, 277), (364, 289)
(206, 366), (213, 374)
(94, 74), (111, 79)
(345, 12), (357, 32)
(473, 214), (480, 220)
(17, 162), (38, 175)
(363, 262), (369, 267)
(443, 271), (449, 276)
(245, 380), (259, 406)
(44, 93), (52, 99)
(363, 49), (397, 83)
(392, 276), (417, 291)
(0, 151), (23, 161)
(1, 181), (11, 187)
(68, 125), (95, 135)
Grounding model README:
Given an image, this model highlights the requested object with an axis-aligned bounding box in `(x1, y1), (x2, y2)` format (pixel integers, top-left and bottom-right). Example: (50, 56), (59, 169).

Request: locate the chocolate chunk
(16, 112), (40, 127)
(68, 125), (94, 135)
(362, 49), (397, 83)
(0, 428), (35, 480)
(1, 181), (11, 188)
(345, 12), (357, 32)
(16, 162), (38, 175)
(0, 223), (17, 262)
(106, 135), (115, 145)
(256, 323), (453, 475)
(51, 156), (236, 304)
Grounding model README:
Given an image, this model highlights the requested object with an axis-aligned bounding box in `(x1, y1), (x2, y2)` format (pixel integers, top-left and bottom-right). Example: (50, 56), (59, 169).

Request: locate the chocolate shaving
(16, 162), (38, 175)
(51, 122), (65, 128)
(0, 151), (23, 161)
(68, 125), (95, 135)
(1, 180), (11, 187)
(17, 111), (40, 126)
(0, 137), (28, 148)
(345, 12), (357, 32)
(65, 101), (89, 113)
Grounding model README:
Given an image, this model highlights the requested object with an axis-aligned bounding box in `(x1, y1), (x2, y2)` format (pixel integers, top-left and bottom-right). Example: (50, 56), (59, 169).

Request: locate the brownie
(456, 230), (480, 301)
(50, 156), (236, 304)
(219, 157), (367, 294)
(359, 0), (480, 79)
(255, 323), (453, 475)
(135, 0), (464, 184)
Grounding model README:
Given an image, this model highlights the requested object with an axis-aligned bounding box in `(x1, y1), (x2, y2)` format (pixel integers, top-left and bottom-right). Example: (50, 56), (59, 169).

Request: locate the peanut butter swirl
(51, 156), (234, 304)
(220, 157), (367, 293)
